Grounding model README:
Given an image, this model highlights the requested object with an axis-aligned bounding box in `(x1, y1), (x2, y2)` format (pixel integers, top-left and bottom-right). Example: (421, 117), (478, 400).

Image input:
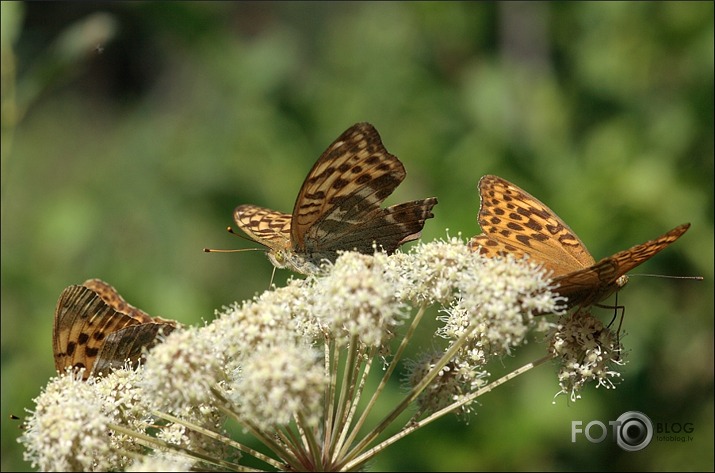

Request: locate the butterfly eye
(268, 251), (288, 268)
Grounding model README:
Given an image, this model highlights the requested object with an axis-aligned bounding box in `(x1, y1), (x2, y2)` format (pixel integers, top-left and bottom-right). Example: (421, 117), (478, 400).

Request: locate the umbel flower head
(549, 309), (624, 402)
(20, 238), (625, 472)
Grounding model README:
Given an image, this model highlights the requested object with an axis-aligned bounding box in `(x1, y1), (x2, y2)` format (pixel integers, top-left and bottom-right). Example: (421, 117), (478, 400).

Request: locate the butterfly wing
(601, 223), (691, 275)
(291, 122), (437, 257)
(469, 176), (691, 309)
(54, 281), (179, 379)
(310, 197), (439, 254)
(468, 174), (595, 276)
(553, 223), (691, 306)
(233, 205), (292, 252)
(92, 322), (177, 377)
(53, 285), (141, 379)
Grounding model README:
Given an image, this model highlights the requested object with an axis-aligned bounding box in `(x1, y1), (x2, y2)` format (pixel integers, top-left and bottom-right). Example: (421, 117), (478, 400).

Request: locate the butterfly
(233, 122), (438, 274)
(53, 279), (179, 380)
(468, 174), (690, 309)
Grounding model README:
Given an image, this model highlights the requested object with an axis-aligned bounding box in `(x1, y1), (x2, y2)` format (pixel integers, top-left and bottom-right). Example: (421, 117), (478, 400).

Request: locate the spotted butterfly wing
(547, 227), (690, 306)
(232, 206), (292, 254)
(91, 323), (176, 377)
(53, 280), (178, 379)
(234, 122), (437, 273)
(468, 174), (690, 308)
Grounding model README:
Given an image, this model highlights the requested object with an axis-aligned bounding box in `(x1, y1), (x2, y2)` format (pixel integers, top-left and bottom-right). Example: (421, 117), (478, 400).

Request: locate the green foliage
(2, 2), (712, 471)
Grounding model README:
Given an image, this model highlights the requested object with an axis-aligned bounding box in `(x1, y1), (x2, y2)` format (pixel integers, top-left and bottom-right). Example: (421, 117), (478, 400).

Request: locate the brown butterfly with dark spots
(232, 122), (438, 274)
(53, 279), (179, 380)
(468, 174), (690, 309)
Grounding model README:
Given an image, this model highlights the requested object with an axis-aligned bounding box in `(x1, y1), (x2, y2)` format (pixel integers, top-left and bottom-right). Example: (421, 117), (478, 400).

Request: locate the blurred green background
(2, 2), (712, 471)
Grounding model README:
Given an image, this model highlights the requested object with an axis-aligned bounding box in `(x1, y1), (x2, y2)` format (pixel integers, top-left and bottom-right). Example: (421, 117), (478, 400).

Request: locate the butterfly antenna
(226, 226), (260, 242)
(629, 274), (703, 280)
(203, 227), (267, 253)
(203, 247), (264, 253)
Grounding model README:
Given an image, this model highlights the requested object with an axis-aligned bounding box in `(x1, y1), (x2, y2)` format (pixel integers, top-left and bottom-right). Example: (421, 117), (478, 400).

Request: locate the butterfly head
(591, 274), (629, 306)
(268, 249), (321, 275)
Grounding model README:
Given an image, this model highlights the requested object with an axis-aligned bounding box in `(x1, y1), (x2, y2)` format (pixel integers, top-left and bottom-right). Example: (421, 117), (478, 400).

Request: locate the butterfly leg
(594, 292), (625, 361)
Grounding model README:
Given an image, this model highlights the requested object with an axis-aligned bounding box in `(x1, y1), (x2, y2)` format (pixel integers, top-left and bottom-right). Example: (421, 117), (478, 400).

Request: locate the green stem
(336, 303), (427, 461)
(110, 422), (245, 471)
(344, 353), (556, 470)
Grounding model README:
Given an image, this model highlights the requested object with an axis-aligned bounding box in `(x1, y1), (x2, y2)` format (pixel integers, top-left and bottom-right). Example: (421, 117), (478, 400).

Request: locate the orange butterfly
(469, 175), (690, 309)
(53, 279), (179, 380)
(233, 123), (437, 274)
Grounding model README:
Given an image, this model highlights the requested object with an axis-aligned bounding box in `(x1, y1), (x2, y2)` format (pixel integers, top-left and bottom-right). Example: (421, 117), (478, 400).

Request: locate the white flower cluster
(231, 342), (326, 430)
(549, 310), (624, 402)
(126, 455), (194, 472)
(312, 251), (408, 348)
(394, 241), (561, 414)
(404, 351), (488, 417)
(141, 326), (225, 411)
(20, 369), (149, 472)
(20, 239), (587, 471)
(442, 252), (559, 355)
(383, 237), (473, 304)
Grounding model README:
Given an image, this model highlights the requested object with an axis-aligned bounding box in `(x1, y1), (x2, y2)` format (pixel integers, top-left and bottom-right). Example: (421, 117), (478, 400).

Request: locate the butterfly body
(53, 279), (178, 379)
(469, 174), (690, 309)
(234, 123), (438, 273)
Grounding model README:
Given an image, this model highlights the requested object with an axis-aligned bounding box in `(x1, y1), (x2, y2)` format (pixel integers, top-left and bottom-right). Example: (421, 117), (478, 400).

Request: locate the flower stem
(343, 353), (556, 470)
